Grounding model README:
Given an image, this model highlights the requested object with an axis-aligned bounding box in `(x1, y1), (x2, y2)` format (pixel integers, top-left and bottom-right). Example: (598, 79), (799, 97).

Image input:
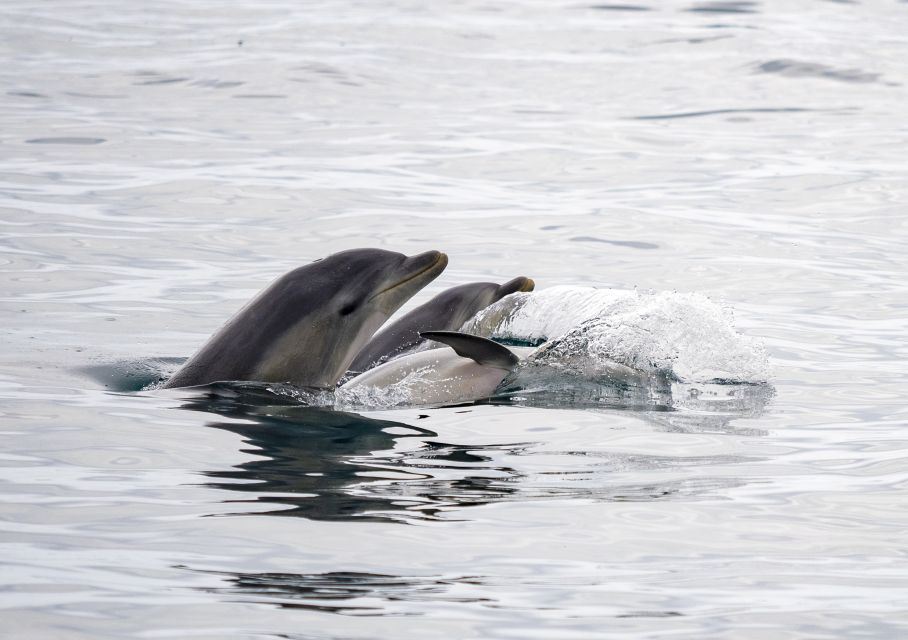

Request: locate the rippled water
(2, 1), (907, 638)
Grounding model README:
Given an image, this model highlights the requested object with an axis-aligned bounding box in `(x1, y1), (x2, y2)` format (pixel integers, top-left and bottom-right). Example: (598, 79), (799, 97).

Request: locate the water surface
(2, 0), (907, 638)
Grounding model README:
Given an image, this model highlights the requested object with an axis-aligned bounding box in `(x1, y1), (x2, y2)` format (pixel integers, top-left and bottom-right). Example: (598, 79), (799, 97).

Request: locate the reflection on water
(754, 59), (883, 84)
(170, 379), (770, 522)
(496, 375), (773, 434)
(187, 565), (690, 621)
(632, 107), (816, 120)
(177, 384), (439, 521)
(191, 567), (489, 616)
(685, 1), (759, 14)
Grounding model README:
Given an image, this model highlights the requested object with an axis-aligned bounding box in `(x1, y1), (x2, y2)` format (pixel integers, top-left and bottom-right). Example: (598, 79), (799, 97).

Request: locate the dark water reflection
(172, 384), (529, 522)
(189, 565), (685, 620)
(686, 1), (759, 13)
(168, 379), (771, 523)
(177, 385), (444, 521)
(632, 107), (815, 120)
(191, 567), (488, 616)
(755, 59), (882, 84)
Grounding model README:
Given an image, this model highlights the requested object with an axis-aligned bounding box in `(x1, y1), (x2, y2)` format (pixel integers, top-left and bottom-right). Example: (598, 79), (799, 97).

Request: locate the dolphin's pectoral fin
(420, 331), (519, 369)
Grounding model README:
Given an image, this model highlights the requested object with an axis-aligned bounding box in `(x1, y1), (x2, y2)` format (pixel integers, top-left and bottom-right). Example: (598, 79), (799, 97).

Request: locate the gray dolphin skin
(163, 248), (448, 389)
(346, 276), (535, 376)
(340, 330), (533, 406)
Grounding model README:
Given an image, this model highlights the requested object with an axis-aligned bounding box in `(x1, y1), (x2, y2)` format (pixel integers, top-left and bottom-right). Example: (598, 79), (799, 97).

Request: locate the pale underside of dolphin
(340, 331), (535, 407)
(164, 248), (448, 389)
(346, 276), (535, 377)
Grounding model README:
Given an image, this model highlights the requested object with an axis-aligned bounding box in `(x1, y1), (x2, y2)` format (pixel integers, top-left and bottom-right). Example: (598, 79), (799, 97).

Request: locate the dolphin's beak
(403, 250), (448, 279)
(376, 250), (448, 297)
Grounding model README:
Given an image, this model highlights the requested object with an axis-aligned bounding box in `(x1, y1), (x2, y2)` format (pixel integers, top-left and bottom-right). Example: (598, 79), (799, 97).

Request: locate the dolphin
(339, 331), (533, 407)
(163, 248), (448, 389)
(346, 276), (535, 376)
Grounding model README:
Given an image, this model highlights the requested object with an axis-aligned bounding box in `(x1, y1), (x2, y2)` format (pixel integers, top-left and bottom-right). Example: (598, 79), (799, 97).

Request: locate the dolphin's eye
(339, 301), (359, 316)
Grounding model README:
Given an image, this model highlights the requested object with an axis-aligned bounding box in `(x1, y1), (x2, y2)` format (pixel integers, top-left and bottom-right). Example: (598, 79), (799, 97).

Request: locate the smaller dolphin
(164, 249), (448, 389)
(340, 331), (533, 407)
(346, 276), (535, 376)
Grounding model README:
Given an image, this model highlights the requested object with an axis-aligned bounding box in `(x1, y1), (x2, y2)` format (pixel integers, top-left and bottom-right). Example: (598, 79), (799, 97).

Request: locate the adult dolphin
(346, 276), (534, 376)
(163, 248), (448, 389)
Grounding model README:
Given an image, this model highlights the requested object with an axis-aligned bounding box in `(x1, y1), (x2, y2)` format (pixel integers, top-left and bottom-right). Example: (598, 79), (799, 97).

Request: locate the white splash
(336, 364), (436, 409)
(462, 287), (770, 384)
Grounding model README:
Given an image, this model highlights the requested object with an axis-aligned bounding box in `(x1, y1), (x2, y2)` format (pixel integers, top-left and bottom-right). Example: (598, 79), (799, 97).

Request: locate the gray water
(2, 0), (907, 637)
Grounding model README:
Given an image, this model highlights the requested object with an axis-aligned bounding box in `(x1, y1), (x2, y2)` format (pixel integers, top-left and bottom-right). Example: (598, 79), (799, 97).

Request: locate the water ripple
(2, 0), (908, 636)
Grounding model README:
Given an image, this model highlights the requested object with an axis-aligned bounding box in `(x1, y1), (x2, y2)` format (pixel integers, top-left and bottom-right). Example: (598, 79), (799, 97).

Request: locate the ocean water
(2, 0), (907, 638)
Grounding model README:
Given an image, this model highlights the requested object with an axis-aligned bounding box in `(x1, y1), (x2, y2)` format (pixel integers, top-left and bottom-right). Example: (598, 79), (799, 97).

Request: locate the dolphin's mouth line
(371, 252), (448, 300)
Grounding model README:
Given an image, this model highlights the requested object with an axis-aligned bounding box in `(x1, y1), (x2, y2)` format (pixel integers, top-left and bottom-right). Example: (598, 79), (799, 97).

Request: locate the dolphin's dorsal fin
(420, 331), (519, 369)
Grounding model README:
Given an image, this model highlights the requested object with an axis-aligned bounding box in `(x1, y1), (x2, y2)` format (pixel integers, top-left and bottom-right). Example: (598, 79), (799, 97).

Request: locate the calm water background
(2, 0), (907, 638)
